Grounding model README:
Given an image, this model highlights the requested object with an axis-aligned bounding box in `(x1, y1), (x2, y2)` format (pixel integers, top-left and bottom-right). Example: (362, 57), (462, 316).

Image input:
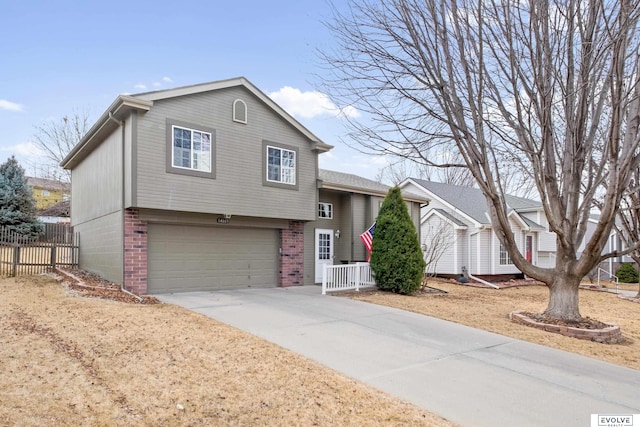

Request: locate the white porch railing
(321, 262), (376, 295)
(597, 267), (619, 294)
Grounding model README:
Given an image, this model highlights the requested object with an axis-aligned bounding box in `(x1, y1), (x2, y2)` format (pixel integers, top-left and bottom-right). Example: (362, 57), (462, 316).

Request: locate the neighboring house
(27, 177), (70, 211)
(579, 215), (636, 279)
(400, 179), (556, 279)
(38, 199), (71, 224)
(61, 77), (426, 294)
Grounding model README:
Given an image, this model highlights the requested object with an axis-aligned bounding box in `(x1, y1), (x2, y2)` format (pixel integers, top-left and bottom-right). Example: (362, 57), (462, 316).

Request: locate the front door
(315, 229), (334, 282)
(525, 235), (533, 263)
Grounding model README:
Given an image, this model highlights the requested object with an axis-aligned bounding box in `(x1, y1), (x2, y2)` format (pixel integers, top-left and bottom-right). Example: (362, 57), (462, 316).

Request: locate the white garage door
(147, 224), (279, 293)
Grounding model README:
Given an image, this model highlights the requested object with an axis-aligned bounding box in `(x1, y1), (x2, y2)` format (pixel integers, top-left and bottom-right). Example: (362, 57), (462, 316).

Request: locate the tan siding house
(62, 77), (426, 294)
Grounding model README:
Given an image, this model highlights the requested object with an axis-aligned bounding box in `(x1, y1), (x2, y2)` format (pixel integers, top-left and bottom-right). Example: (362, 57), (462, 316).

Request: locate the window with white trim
(233, 99), (247, 123)
(172, 125), (212, 173)
(267, 145), (296, 185)
(499, 243), (513, 265)
(318, 202), (333, 219)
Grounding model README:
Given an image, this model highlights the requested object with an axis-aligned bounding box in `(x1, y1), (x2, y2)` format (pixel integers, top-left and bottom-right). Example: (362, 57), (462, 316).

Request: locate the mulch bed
(519, 312), (610, 330)
(52, 268), (160, 305)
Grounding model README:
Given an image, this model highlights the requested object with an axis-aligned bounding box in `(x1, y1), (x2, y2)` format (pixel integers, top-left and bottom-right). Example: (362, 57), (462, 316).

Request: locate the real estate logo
(592, 414), (638, 427)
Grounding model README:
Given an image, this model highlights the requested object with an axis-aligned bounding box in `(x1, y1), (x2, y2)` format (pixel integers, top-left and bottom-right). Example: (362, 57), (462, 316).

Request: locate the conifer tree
(370, 187), (425, 294)
(0, 156), (43, 237)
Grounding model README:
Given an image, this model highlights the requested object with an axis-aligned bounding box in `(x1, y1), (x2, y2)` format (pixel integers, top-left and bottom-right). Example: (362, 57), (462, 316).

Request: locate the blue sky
(0, 0), (388, 180)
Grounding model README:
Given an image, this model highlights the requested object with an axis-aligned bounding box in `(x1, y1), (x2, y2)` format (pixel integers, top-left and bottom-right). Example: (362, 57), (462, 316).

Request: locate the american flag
(359, 222), (376, 254)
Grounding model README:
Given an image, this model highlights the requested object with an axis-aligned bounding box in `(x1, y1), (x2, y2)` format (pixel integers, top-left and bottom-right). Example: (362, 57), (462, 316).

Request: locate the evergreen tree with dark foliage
(616, 262), (639, 284)
(0, 156), (43, 237)
(370, 187), (425, 294)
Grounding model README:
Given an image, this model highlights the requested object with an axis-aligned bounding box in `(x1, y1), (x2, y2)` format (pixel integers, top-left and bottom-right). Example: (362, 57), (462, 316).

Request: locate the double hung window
(267, 146), (296, 185)
(172, 125), (212, 173)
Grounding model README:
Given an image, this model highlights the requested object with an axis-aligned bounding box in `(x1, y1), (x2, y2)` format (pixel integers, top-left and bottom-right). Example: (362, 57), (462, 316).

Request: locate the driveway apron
(156, 286), (640, 427)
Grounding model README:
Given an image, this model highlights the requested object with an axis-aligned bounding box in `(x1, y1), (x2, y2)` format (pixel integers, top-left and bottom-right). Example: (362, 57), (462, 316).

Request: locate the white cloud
(0, 141), (44, 157)
(0, 99), (24, 112)
(268, 87), (360, 120)
(135, 76), (173, 91)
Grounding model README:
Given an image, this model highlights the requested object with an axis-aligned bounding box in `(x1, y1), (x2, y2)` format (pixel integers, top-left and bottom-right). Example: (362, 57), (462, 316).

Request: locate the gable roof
(406, 178), (544, 228)
(319, 169), (428, 203)
(62, 77), (333, 169)
(424, 208), (468, 228)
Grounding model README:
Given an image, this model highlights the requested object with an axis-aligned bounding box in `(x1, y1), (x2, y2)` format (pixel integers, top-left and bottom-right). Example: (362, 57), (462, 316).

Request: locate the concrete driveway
(156, 286), (640, 427)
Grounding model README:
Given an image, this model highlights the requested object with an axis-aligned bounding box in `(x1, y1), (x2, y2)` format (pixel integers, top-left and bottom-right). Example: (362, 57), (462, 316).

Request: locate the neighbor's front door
(315, 229), (334, 282)
(525, 235), (533, 263)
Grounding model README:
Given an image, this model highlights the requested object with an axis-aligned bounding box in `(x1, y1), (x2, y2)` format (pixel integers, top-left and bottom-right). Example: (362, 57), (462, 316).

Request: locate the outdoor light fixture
(335, 229), (341, 239)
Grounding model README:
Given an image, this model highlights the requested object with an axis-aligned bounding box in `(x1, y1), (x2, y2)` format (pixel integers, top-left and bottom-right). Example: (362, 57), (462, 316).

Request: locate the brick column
(280, 220), (304, 287)
(123, 208), (148, 294)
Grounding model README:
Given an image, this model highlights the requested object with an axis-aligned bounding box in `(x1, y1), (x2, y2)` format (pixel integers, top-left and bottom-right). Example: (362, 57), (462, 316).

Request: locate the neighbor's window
(499, 243), (513, 265)
(267, 145), (296, 185)
(318, 202), (333, 219)
(172, 125), (212, 173)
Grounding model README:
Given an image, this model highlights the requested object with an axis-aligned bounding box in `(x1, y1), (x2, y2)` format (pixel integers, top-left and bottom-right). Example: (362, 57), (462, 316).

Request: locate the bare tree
(422, 221), (456, 277)
(32, 111), (91, 182)
(616, 168), (640, 298)
(321, 0), (640, 320)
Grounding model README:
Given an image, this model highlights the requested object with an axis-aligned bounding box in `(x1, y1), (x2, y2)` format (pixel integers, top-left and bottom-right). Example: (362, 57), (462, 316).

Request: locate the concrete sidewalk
(157, 286), (640, 427)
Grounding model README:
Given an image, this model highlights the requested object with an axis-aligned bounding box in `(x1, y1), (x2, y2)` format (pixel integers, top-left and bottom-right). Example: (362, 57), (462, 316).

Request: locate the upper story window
(41, 190), (50, 196)
(267, 145), (296, 185)
(166, 119), (216, 179)
(318, 202), (333, 219)
(233, 99), (247, 124)
(173, 126), (212, 172)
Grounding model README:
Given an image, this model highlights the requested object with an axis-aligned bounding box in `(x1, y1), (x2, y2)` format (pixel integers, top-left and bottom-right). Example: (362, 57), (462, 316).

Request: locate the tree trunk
(543, 275), (582, 321)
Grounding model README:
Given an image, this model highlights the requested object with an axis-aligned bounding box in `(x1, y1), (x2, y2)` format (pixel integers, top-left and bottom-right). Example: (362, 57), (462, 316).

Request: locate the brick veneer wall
(280, 220), (304, 287)
(123, 208), (148, 294)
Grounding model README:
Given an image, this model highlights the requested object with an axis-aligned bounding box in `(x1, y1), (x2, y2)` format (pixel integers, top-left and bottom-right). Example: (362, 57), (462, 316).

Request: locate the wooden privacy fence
(0, 226), (79, 277)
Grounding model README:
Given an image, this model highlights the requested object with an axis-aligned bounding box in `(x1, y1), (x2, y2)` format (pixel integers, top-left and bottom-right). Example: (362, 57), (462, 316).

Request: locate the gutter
(106, 112), (143, 302)
(466, 226), (500, 289)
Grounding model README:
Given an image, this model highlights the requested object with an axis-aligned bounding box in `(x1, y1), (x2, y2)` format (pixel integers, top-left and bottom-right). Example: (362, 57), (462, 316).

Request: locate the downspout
(467, 226), (499, 289)
(107, 112), (143, 303)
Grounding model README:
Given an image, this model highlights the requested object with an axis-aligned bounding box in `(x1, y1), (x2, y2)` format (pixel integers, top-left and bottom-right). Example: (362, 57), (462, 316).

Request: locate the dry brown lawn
(0, 275), (453, 427)
(343, 281), (640, 370)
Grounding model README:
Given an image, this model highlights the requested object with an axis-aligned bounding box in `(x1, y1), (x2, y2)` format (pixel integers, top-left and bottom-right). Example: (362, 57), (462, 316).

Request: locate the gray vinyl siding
(351, 194), (369, 262)
(493, 218), (525, 274)
(74, 212), (123, 284)
(422, 215), (456, 275)
(520, 210), (556, 252)
(479, 229), (493, 274)
(70, 126), (124, 284)
(303, 191), (341, 285)
(456, 229), (467, 275)
(124, 112), (135, 207)
(134, 86), (317, 221)
(70, 127), (123, 225)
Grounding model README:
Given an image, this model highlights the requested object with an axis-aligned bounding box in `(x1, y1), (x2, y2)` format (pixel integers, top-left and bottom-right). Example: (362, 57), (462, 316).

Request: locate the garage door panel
(147, 224), (278, 293)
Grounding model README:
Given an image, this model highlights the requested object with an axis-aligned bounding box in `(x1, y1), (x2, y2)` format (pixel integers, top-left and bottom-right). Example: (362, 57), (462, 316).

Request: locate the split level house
(61, 77), (426, 295)
(400, 179), (556, 280)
